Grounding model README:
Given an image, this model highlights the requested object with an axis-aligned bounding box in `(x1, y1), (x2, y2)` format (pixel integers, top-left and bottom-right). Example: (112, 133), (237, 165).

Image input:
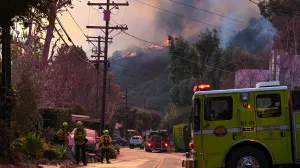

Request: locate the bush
(40, 107), (71, 130)
(111, 144), (120, 154)
(173, 124), (191, 152)
(10, 138), (26, 163)
(109, 148), (118, 159)
(71, 103), (86, 115)
(22, 132), (44, 158)
(43, 145), (66, 160)
(40, 127), (56, 143)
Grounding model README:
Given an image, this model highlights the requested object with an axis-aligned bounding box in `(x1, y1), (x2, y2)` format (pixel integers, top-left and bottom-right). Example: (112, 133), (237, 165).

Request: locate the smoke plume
(64, 0), (263, 55)
(152, 0), (261, 45)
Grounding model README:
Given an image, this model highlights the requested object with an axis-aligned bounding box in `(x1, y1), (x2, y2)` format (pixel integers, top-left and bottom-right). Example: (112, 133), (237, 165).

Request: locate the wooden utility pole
(87, 0), (128, 135)
(87, 36), (112, 120)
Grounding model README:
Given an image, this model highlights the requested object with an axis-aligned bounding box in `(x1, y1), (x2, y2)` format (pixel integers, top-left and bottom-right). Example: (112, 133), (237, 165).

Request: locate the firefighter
(74, 121), (87, 166)
(55, 122), (69, 146)
(100, 130), (112, 164)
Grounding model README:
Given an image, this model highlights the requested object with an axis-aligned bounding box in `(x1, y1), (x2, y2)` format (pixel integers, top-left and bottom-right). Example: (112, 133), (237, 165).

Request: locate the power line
(133, 0), (238, 33)
(66, 9), (97, 48)
(54, 25), (91, 64)
(54, 19), (91, 64)
(121, 31), (234, 73)
(168, 0), (247, 24)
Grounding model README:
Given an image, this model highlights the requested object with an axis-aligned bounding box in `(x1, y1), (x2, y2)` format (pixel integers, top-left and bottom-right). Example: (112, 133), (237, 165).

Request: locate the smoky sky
(155, 0), (211, 35)
(149, 0), (261, 44)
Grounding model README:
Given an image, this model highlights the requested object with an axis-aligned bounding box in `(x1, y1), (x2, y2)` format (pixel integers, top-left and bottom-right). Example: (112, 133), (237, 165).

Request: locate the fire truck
(181, 81), (300, 168)
(145, 130), (170, 152)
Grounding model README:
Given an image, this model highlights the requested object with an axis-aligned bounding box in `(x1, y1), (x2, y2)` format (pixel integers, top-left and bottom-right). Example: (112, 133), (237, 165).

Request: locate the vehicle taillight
(148, 143), (152, 146)
(164, 143), (168, 147)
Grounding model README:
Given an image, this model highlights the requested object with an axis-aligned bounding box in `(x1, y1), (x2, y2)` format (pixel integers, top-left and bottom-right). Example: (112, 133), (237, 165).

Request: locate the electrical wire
(122, 6), (128, 24)
(168, 0), (247, 24)
(66, 8), (97, 48)
(121, 31), (234, 73)
(133, 0), (238, 33)
(54, 25), (91, 64)
(169, 0), (248, 24)
(54, 19), (91, 64)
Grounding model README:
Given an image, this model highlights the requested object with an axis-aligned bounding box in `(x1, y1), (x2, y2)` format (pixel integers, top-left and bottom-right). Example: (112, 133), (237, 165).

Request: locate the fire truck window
(193, 98), (200, 132)
(292, 91), (300, 110)
(204, 97), (233, 121)
(256, 94), (281, 118)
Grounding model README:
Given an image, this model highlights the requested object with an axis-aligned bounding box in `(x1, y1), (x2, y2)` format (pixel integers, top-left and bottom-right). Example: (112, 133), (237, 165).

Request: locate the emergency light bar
(256, 81), (280, 88)
(193, 84), (210, 92)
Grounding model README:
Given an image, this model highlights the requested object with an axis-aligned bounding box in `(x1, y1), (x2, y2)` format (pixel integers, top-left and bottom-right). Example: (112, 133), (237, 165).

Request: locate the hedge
(173, 124), (191, 152)
(82, 119), (115, 136)
(40, 107), (72, 130)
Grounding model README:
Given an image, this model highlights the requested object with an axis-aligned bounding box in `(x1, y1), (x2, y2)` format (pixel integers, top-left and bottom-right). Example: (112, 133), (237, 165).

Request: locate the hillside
(109, 46), (172, 114)
(228, 17), (276, 54)
(109, 17), (277, 114)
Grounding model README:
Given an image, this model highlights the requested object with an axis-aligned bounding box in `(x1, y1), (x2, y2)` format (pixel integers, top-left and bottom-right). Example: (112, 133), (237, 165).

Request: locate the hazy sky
(59, 0), (261, 58)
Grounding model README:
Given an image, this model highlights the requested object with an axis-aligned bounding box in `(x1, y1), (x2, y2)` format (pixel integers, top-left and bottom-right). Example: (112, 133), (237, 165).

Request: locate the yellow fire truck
(181, 81), (300, 168)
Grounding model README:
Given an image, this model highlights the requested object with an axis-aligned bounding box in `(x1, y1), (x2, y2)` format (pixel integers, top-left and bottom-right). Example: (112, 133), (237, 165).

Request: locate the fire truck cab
(182, 81), (300, 168)
(145, 130), (169, 152)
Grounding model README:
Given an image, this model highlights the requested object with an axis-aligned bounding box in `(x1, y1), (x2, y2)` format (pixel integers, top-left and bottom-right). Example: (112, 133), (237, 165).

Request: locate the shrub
(71, 103), (86, 115)
(109, 148), (118, 159)
(10, 138), (26, 163)
(22, 132), (44, 158)
(111, 144), (120, 154)
(173, 124), (191, 152)
(40, 127), (56, 143)
(40, 107), (71, 130)
(43, 145), (66, 160)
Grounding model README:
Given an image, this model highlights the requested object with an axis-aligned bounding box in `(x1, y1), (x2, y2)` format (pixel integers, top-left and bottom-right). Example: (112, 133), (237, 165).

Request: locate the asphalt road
(83, 147), (185, 168)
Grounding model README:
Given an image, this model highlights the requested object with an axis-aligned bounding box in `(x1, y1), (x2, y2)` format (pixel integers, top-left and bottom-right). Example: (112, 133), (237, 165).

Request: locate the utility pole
(87, 36), (101, 119)
(123, 88), (128, 139)
(87, 36), (112, 120)
(87, 0), (129, 135)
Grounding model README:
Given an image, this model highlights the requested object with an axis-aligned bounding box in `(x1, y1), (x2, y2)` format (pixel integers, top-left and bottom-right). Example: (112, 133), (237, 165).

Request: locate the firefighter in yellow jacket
(100, 130), (112, 164)
(55, 122), (69, 146)
(74, 121), (87, 165)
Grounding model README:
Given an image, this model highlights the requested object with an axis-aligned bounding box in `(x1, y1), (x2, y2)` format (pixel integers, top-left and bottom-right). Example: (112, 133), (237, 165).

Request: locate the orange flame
(130, 52), (137, 57)
(163, 39), (169, 46)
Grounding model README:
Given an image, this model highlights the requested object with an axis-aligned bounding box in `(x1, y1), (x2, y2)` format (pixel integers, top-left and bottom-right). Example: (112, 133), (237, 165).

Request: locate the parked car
(129, 135), (144, 149)
(68, 128), (100, 155)
(112, 134), (127, 146)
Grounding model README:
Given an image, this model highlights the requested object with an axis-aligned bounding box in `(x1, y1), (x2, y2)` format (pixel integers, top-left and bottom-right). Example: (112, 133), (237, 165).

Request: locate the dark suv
(112, 134), (127, 146)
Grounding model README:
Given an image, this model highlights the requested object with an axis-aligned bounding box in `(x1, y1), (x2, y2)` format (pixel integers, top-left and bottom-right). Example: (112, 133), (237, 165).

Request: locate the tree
(0, 0), (54, 159)
(168, 36), (193, 84)
(259, 0), (300, 55)
(194, 28), (221, 89)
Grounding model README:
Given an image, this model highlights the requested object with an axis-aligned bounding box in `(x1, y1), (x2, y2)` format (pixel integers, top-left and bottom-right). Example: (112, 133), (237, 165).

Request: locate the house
(235, 69), (270, 88)
(232, 54), (300, 89)
(71, 114), (90, 122)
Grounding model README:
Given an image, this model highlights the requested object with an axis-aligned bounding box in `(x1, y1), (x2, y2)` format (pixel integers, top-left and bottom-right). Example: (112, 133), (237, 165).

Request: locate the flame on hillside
(121, 37), (172, 58)
(130, 52), (137, 56)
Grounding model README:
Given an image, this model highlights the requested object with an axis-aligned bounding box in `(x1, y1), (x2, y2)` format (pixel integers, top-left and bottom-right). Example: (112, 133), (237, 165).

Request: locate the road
(84, 147), (184, 168)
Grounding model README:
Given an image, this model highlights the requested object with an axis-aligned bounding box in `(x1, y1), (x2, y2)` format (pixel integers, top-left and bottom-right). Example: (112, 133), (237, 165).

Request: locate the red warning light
(194, 84), (210, 92)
